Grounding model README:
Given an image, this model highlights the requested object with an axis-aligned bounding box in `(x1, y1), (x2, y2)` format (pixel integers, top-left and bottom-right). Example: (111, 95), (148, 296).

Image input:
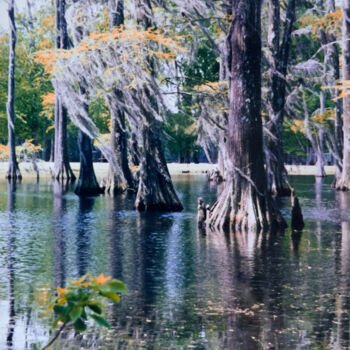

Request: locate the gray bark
(134, 0), (183, 212)
(335, 0), (350, 190)
(321, 0), (343, 183)
(265, 0), (296, 196)
(75, 129), (103, 196)
(72, 0), (102, 196)
(105, 0), (136, 194)
(208, 0), (285, 232)
(6, 0), (21, 180)
(53, 0), (75, 181)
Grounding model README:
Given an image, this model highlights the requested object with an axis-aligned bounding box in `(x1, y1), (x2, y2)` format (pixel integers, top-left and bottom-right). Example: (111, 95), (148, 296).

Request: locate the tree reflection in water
(6, 180), (17, 349)
(76, 196), (95, 276)
(335, 191), (350, 349)
(4, 177), (350, 349)
(53, 180), (70, 289)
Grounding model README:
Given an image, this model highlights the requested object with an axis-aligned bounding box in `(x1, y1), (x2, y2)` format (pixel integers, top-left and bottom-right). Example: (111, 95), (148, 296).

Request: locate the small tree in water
(6, 0), (21, 180)
(208, 0), (285, 232)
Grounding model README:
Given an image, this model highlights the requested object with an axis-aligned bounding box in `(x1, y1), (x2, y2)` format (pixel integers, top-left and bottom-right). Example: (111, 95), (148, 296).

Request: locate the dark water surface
(0, 175), (349, 349)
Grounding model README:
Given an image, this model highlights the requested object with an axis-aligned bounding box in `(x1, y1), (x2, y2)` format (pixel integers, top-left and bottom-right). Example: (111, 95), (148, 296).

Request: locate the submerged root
(207, 169), (224, 184)
(333, 175), (350, 191)
(53, 164), (76, 182)
(291, 190), (304, 231)
(6, 164), (22, 180)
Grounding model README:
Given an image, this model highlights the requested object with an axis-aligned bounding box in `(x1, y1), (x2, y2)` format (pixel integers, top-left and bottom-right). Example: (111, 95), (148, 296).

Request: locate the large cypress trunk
(6, 0), (21, 180)
(53, 0), (75, 181)
(135, 117), (183, 211)
(105, 0), (135, 194)
(335, 0), (350, 190)
(134, 0), (183, 212)
(265, 0), (295, 196)
(75, 130), (103, 196)
(208, 0), (285, 232)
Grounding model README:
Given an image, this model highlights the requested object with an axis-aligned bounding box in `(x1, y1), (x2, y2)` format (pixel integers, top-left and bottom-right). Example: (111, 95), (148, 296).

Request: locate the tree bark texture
(335, 0), (350, 190)
(106, 90), (135, 193)
(74, 130), (103, 196)
(72, 0), (102, 196)
(320, 0), (343, 184)
(134, 0), (183, 212)
(129, 132), (141, 167)
(302, 91), (326, 177)
(53, 0), (75, 181)
(135, 118), (183, 212)
(208, 0), (285, 232)
(105, 0), (136, 194)
(6, 0), (21, 180)
(265, 0), (296, 196)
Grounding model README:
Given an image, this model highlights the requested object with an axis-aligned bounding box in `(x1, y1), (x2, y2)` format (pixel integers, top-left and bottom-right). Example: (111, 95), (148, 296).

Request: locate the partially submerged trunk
(208, 0), (285, 232)
(135, 119), (183, 212)
(134, 0), (183, 212)
(53, 96), (75, 181)
(49, 137), (55, 162)
(105, 90), (135, 194)
(72, 0), (101, 196)
(321, 0), (343, 185)
(53, 0), (75, 182)
(265, 0), (296, 196)
(315, 129), (327, 177)
(105, 0), (135, 194)
(302, 92), (326, 177)
(74, 130), (103, 196)
(334, 0), (350, 190)
(291, 190), (304, 231)
(6, 0), (21, 180)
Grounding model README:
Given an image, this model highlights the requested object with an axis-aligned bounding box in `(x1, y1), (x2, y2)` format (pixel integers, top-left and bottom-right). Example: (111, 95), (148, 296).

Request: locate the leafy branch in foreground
(42, 273), (127, 350)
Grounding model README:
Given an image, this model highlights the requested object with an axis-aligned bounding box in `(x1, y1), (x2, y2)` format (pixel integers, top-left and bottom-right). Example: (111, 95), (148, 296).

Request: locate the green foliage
(283, 126), (308, 156)
(49, 273), (127, 334)
(164, 111), (199, 163)
(0, 10), (53, 146)
(182, 42), (219, 89)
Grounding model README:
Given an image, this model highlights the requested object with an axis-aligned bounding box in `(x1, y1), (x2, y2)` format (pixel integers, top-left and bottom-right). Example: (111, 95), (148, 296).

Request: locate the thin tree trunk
(316, 89), (327, 177)
(105, 0), (135, 194)
(323, 0), (343, 184)
(50, 136), (55, 162)
(53, 0), (75, 181)
(302, 91), (326, 177)
(134, 0), (183, 212)
(6, 0), (21, 180)
(106, 91), (135, 193)
(208, 0), (285, 232)
(265, 0), (295, 196)
(72, 0), (102, 196)
(335, 0), (350, 190)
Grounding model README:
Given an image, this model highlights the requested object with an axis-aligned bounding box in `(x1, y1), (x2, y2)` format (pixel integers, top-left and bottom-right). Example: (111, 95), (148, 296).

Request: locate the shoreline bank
(0, 162), (336, 180)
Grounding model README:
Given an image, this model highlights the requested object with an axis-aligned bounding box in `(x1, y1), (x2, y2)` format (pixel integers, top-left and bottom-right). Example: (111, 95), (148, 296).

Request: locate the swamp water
(0, 175), (349, 349)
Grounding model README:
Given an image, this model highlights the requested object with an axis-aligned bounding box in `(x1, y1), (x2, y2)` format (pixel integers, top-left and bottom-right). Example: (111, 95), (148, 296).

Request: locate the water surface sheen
(0, 175), (349, 349)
